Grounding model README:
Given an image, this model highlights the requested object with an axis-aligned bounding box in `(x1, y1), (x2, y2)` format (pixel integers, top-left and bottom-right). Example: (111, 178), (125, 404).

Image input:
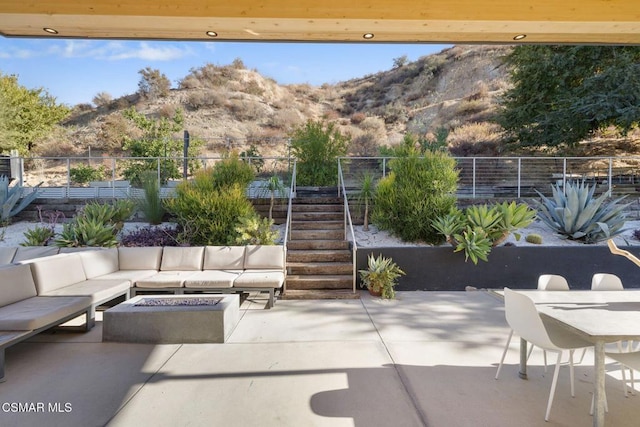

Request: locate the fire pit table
(102, 294), (239, 343)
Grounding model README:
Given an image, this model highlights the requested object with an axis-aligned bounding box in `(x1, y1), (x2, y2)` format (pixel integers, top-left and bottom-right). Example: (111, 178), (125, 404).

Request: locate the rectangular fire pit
(103, 294), (239, 344)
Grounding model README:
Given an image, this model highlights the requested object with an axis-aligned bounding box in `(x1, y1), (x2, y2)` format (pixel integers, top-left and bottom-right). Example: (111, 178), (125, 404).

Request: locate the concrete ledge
(102, 294), (239, 344)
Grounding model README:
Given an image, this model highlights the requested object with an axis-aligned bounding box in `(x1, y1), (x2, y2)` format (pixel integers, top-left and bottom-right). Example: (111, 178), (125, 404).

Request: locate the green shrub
(164, 170), (256, 245)
(69, 164), (107, 184)
(22, 225), (55, 246)
(82, 200), (135, 233)
(235, 215), (279, 245)
(135, 170), (165, 225)
(535, 181), (629, 243)
(372, 134), (458, 244)
(289, 120), (349, 186)
(210, 153), (255, 190)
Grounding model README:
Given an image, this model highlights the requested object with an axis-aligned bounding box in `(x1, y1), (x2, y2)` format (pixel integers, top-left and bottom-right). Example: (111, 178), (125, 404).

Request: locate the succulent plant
(432, 201), (536, 263)
(55, 218), (118, 248)
(0, 176), (43, 222)
(22, 225), (55, 246)
(525, 233), (543, 244)
(359, 253), (405, 299)
(535, 181), (629, 244)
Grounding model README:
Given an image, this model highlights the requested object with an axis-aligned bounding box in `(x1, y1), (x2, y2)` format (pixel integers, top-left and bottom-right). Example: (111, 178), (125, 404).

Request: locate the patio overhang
(0, 0), (639, 44)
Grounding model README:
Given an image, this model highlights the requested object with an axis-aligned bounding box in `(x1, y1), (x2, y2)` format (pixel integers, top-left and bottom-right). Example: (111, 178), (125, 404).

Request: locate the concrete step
(287, 262), (353, 275)
(292, 196), (342, 204)
(288, 250), (352, 263)
(291, 220), (343, 230)
(290, 229), (344, 240)
(286, 240), (351, 250)
(281, 289), (360, 300)
(285, 275), (353, 290)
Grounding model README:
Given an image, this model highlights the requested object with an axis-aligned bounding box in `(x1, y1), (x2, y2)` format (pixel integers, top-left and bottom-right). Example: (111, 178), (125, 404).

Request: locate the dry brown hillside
(51, 45), (515, 159)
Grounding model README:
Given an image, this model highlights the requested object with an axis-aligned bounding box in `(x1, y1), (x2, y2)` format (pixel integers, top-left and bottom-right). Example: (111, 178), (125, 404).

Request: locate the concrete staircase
(283, 196), (359, 300)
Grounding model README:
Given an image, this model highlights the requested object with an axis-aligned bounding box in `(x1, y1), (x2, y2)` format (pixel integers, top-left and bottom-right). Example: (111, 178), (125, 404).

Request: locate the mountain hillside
(54, 45), (513, 159)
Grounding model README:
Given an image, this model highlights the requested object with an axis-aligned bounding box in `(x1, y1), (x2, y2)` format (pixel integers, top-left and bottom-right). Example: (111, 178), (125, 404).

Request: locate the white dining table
(507, 290), (640, 427)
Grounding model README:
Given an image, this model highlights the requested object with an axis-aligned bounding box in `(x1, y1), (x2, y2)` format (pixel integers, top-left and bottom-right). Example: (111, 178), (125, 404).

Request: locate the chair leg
(496, 329), (513, 380)
(569, 350), (575, 397)
(527, 345), (549, 373)
(545, 352), (563, 422)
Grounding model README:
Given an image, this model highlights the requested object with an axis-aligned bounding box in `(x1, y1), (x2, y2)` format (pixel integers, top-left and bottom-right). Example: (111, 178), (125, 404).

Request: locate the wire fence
(5, 154), (640, 201)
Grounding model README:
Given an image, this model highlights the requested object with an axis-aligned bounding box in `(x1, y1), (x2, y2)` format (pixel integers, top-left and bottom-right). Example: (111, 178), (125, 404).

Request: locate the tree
(137, 67), (171, 100)
(289, 120), (350, 186)
(0, 73), (70, 154)
(393, 55), (409, 68)
(497, 46), (640, 149)
(121, 107), (202, 184)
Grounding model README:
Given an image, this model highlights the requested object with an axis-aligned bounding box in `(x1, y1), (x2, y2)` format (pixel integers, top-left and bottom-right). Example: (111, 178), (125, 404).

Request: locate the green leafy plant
(164, 169), (256, 245)
(235, 215), (279, 245)
(82, 200), (135, 233)
(372, 134), (458, 244)
(240, 144), (265, 173)
(55, 218), (118, 248)
(0, 175), (43, 222)
(22, 225), (55, 246)
(535, 181), (629, 243)
(210, 152), (255, 190)
(289, 120), (349, 186)
(134, 170), (165, 225)
(258, 174), (287, 221)
(432, 201), (536, 263)
(351, 171), (376, 232)
(359, 253), (405, 299)
(69, 164), (107, 184)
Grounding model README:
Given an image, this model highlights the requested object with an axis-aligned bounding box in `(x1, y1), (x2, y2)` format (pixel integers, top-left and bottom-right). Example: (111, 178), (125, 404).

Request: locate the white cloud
(105, 42), (193, 61)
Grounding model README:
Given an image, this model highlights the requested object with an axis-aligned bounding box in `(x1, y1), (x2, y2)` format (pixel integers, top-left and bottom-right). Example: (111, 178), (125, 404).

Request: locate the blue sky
(0, 38), (451, 106)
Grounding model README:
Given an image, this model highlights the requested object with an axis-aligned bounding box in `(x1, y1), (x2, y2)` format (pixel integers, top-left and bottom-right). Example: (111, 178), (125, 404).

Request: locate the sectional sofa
(0, 244), (285, 381)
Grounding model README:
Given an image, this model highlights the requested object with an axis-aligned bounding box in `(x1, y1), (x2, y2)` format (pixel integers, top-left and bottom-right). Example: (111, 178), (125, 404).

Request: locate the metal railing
(338, 161), (358, 293)
(282, 161), (297, 293)
(338, 156), (640, 199)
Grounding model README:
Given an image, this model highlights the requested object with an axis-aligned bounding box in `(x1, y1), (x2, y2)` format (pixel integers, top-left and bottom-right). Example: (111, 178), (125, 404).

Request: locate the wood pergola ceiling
(0, 0), (639, 44)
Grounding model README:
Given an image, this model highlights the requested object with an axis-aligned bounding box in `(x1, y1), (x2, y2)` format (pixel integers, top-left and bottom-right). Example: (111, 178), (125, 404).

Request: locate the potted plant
(359, 253), (405, 299)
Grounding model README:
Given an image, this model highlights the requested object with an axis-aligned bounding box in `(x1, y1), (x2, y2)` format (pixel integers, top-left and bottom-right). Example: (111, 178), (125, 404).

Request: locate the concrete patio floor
(0, 291), (639, 427)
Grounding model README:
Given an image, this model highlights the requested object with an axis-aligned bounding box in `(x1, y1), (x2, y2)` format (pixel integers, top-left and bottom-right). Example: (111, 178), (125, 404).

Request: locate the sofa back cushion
(118, 247), (163, 270)
(243, 245), (285, 270)
(0, 247), (17, 265)
(160, 246), (205, 271)
(12, 246), (60, 263)
(0, 264), (38, 306)
(78, 248), (119, 279)
(203, 246), (246, 270)
(29, 253), (87, 294)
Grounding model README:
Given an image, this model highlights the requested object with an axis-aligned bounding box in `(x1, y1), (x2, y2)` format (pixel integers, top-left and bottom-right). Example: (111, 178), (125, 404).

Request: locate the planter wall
(356, 246), (640, 291)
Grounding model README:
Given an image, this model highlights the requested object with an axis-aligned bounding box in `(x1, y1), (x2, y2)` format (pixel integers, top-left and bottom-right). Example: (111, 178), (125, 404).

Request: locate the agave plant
(0, 176), (43, 222)
(55, 218), (118, 248)
(359, 253), (405, 299)
(432, 201), (536, 262)
(535, 181), (629, 244)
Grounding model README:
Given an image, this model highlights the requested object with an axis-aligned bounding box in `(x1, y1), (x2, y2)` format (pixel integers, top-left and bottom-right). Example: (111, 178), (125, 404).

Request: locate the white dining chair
(591, 273), (624, 291)
(496, 288), (593, 421)
(528, 275), (572, 370)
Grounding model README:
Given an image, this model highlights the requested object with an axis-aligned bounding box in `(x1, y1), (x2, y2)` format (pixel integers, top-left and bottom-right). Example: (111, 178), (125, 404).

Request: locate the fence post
(517, 157), (522, 199)
(66, 158), (71, 197)
(608, 158), (613, 193)
(183, 130), (190, 180)
(472, 158), (476, 198)
(157, 157), (161, 185)
(563, 158), (567, 194)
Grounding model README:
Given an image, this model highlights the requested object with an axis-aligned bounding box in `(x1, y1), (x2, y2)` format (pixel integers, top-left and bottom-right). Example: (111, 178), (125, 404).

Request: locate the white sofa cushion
(118, 247), (163, 270)
(160, 246), (204, 271)
(234, 270), (285, 288)
(12, 246), (60, 263)
(203, 246), (246, 270)
(0, 264), (38, 307)
(243, 245), (285, 270)
(93, 270), (158, 285)
(41, 279), (130, 304)
(184, 270), (242, 288)
(29, 254), (87, 295)
(135, 271), (197, 288)
(0, 296), (90, 330)
(78, 248), (119, 279)
(0, 247), (17, 265)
